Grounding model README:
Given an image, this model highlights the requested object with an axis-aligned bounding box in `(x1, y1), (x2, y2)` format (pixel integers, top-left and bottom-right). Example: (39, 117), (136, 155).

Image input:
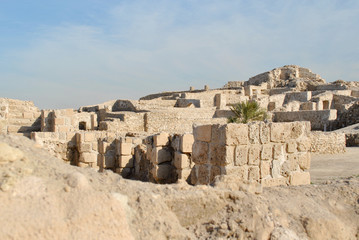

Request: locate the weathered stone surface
(173, 152), (190, 169)
(234, 145), (248, 166)
(151, 147), (172, 164)
(261, 144), (273, 160)
(248, 145), (261, 166)
(298, 153), (311, 170)
(193, 125), (212, 142)
(260, 161), (271, 179)
(180, 134), (194, 153)
(118, 155), (134, 168)
(210, 165), (221, 183)
(225, 123), (248, 145)
(259, 122), (270, 144)
(261, 177), (287, 187)
(209, 144), (233, 166)
(289, 171), (310, 186)
(287, 140), (297, 153)
(120, 142), (132, 156)
(270, 122), (291, 143)
(248, 166), (260, 181)
(154, 132), (169, 147)
(248, 122), (260, 144)
(192, 141), (209, 164)
(225, 166), (249, 180)
(197, 164), (210, 185)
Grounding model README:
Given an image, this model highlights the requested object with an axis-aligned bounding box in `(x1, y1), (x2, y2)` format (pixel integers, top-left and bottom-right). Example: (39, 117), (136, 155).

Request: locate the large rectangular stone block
(209, 144), (233, 166)
(298, 152), (311, 170)
(225, 166), (248, 180)
(154, 132), (169, 147)
(225, 123), (248, 145)
(259, 122), (270, 144)
(270, 122), (291, 143)
(248, 123), (260, 144)
(197, 164), (210, 185)
(234, 145), (248, 166)
(174, 152), (190, 169)
(180, 134), (194, 153)
(261, 144), (273, 160)
(80, 152), (98, 163)
(120, 142), (132, 156)
(118, 155), (134, 168)
(248, 166), (260, 181)
(248, 145), (261, 166)
(192, 141), (209, 164)
(193, 125), (212, 142)
(84, 132), (96, 142)
(151, 147), (172, 164)
(260, 161), (271, 179)
(289, 171), (310, 186)
(261, 177), (287, 187)
(79, 143), (92, 152)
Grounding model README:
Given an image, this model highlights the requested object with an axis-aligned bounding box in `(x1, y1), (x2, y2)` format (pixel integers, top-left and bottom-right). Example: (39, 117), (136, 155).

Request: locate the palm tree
(228, 100), (268, 123)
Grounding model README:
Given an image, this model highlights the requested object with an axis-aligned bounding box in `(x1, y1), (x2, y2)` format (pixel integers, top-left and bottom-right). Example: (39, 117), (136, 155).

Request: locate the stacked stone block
(191, 121), (311, 187)
(115, 139), (135, 177)
(310, 131), (346, 154)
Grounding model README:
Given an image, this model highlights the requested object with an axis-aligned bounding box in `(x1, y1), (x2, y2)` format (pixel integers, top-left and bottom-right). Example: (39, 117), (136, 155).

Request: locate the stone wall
(0, 98), (41, 135)
(273, 110), (337, 131)
(190, 122), (311, 187)
(310, 131), (346, 154)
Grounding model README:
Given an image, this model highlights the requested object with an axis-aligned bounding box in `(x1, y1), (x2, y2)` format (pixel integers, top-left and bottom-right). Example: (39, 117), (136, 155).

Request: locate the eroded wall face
(191, 122), (312, 187)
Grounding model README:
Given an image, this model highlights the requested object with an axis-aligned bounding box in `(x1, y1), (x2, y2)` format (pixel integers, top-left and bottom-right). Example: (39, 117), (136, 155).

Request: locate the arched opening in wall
(323, 100), (330, 110)
(79, 121), (87, 130)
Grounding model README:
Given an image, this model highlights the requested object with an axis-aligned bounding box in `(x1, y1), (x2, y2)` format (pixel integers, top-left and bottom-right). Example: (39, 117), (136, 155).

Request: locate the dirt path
(310, 147), (359, 183)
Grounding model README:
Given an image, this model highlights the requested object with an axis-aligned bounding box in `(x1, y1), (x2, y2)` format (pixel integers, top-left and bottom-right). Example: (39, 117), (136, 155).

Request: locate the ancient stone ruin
(1, 65), (357, 186)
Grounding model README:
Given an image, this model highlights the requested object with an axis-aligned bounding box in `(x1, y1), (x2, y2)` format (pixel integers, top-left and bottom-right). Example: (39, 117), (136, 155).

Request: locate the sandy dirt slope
(0, 134), (358, 240)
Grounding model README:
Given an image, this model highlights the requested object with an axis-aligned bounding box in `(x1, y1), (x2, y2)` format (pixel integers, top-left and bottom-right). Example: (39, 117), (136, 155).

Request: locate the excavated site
(0, 65), (359, 239)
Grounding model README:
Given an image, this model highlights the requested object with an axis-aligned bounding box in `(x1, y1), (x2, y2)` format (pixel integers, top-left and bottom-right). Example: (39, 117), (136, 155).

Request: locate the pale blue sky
(1, 0), (358, 109)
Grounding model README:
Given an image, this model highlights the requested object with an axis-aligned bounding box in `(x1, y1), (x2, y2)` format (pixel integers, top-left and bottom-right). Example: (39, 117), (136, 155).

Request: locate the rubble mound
(246, 65), (326, 91)
(0, 134), (359, 239)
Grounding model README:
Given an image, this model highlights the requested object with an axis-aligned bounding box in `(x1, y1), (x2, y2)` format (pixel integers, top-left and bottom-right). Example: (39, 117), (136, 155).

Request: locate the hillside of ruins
(1, 65), (359, 239)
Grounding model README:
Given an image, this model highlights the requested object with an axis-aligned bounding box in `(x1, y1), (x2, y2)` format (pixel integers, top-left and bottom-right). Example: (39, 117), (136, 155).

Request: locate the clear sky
(1, 0), (358, 109)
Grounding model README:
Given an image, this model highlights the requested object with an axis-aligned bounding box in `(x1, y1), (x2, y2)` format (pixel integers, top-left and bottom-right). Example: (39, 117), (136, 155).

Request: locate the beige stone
(99, 141), (108, 154)
(173, 152), (190, 169)
(84, 132), (96, 142)
(80, 152), (98, 163)
(225, 166), (248, 180)
(180, 134), (194, 153)
(260, 161), (271, 179)
(57, 125), (70, 133)
(118, 155), (134, 168)
(54, 117), (65, 125)
(79, 143), (92, 152)
(248, 145), (261, 166)
(120, 142), (132, 156)
(261, 144), (272, 160)
(289, 171), (310, 186)
(225, 123), (248, 145)
(298, 153), (311, 170)
(0, 142), (24, 164)
(154, 132), (169, 147)
(176, 168), (192, 180)
(287, 140), (297, 153)
(259, 122), (270, 144)
(23, 112), (33, 119)
(194, 125), (212, 142)
(248, 123), (260, 144)
(153, 164), (173, 181)
(248, 166), (260, 181)
(151, 147), (172, 164)
(273, 144), (284, 160)
(270, 122), (291, 143)
(234, 145), (248, 166)
(261, 177), (287, 187)
(192, 141), (209, 164)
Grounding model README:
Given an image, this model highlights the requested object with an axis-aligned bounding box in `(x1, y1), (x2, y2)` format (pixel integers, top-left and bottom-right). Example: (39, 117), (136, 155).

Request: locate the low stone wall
(310, 131), (346, 154)
(190, 122), (311, 187)
(273, 110), (337, 131)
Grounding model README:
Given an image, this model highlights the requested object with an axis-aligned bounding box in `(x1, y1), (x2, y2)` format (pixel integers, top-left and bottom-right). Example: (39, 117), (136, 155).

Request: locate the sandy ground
(311, 147), (359, 183)
(0, 134), (358, 239)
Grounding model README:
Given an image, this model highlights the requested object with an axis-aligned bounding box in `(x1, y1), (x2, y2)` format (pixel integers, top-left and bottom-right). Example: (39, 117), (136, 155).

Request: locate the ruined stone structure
(2, 65), (358, 186)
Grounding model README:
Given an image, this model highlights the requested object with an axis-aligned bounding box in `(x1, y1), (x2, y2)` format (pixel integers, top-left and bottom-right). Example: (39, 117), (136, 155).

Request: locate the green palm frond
(228, 100), (268, 123)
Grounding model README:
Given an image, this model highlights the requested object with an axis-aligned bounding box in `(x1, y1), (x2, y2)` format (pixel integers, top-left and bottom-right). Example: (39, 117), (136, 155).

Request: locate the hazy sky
(1, 0), (358, 109)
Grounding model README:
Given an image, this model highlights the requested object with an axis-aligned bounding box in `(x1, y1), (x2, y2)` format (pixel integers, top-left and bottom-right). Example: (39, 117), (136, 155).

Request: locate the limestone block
(248, 166), (260, 181)
(180, 134), (194, 153)
(282, 154), (299, 174)
(80, 152), (98, 163)
(248, 123), (260, 144)
(209, 144), (233, 166)
(192, 141), (209, 164)
(248, 145), (261, 166)
(259, 122), (270, 144)
(98, 141), (108, 154)
(146, 143), (152, 160)
(197, 164), (210, 185)
(84, 132), (96, 142)
(54, 117), (65, 125)
(234, 145), (248, 166)
(270, 123), (291, 143)
(118, 155), (134, 168)
(261, 177), (287, 187)
(298, 153), (311, 170)
(101, 150), (116, 168)
(260, 161), (271, 179)
(151, 147), (172, 164)
(273, 144), (285, 160)
(297, 137), (311, 152)
(287, 140), (297, 153)
(153, 132), (169, 147)
(79, 143), (92, 152)
(261, 144), (273, 160)
(289, 171), (310, 186)
(225, 166), (248, 180)
(225, 123), (248, 145)
(59, 132), (66, 141)
(176, 168), (192, 180)
(120, 142), (132, 156)
(23, 112), (33, 119)
(290, 122), (309, 139)
(124, 137), (133, 143)
(194, 125), (212, 142)
(271, 160), (281, 178)
(153, 164), (173, 181)
(56, 125), (71, 133)
(173, 152), (190, 169)
(210, 166), (221, 183)
(171, 135), (180, 152)
(190, 167), (198, 185)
